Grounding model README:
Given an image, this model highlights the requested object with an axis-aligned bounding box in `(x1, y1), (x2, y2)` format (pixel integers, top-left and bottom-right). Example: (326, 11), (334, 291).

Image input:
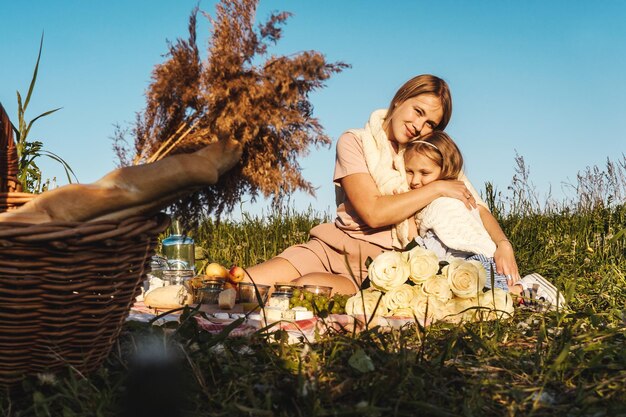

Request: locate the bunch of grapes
(289, 289), (350, 315)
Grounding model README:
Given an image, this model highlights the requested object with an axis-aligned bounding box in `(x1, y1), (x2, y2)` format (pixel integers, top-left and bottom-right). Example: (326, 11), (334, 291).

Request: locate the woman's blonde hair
(404, 131), (463, 180)
(386, 74), (452, 130)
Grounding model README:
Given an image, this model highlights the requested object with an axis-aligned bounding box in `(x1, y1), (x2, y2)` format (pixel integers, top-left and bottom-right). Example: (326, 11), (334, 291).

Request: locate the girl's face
(385, 94), (444, 145)
(404, 152), (442, 189)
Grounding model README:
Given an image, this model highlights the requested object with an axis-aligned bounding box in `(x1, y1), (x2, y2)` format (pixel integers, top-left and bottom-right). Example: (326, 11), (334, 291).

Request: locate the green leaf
(348, 348), (375, 373)
(404, 239), (419, 251)
(23, 33), (45, 112)
(24, 107), (62, 139)
(40, 149), (79, 183)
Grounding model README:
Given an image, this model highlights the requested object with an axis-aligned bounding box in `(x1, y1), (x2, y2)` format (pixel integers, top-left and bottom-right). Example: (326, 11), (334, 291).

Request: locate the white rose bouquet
(344, 244), (514, 325)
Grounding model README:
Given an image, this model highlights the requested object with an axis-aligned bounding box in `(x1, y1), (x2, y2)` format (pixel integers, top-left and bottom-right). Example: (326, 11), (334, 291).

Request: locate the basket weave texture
(0, 213), (170, 385)
(0, 191), (35, 212)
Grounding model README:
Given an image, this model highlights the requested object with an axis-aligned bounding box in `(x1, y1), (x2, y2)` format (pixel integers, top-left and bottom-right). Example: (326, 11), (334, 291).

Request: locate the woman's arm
(477, 206), (520, 282)
(341, 173), (476, 229)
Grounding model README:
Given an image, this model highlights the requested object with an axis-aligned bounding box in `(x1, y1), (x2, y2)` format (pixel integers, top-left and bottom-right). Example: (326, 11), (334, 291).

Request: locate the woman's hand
(431, 180), (477, 209)
(493, 240), (520, 285)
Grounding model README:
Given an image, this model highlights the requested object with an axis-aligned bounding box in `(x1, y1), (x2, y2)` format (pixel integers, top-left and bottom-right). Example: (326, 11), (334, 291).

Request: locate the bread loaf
(144, 285), (193, 309)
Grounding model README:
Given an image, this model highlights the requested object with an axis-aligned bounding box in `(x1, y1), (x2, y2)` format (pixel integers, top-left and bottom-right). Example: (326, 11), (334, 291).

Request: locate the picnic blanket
(129, 301), (418, 343)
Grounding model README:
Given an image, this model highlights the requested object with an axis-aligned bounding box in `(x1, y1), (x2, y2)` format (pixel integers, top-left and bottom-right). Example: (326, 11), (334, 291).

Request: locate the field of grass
(1, 159), (625, 417)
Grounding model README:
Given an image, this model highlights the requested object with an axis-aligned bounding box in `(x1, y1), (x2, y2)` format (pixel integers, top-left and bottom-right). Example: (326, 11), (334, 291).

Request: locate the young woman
(247, 74), (520, 295)
(403, 132), (564, 308)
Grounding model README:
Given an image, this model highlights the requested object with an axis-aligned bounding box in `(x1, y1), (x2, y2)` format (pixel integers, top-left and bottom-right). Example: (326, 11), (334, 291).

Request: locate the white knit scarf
(348, 109), (411, 249)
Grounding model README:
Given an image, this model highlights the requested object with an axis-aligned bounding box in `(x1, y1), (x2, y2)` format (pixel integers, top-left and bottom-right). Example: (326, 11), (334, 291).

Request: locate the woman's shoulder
(337, 130), (362, 147)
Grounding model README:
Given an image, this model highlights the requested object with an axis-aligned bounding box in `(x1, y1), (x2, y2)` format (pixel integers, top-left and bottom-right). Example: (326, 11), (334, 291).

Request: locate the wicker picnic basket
(0, 103), (171, 385)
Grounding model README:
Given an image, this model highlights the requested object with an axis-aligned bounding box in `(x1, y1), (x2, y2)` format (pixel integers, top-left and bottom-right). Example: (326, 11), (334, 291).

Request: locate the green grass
(1, 167), (625, 416)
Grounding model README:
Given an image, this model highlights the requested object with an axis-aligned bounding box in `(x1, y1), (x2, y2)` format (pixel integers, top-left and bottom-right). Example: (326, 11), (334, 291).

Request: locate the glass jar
(269, 292), (291, 310)
(162, 219), (195, 271)
(149, 255), (169, 280)
(162, 269), (195, 286)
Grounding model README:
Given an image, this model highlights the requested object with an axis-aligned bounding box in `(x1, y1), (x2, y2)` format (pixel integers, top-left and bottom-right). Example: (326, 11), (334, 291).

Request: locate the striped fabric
(466, 253), (509, 291)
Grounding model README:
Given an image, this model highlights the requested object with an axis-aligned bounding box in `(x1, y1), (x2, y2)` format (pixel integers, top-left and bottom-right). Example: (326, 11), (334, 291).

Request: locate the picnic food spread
(141, 256), (349, 321)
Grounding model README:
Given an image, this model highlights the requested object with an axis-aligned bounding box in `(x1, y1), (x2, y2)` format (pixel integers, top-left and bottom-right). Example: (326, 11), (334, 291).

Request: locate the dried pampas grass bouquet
(113, 0), (348, 228)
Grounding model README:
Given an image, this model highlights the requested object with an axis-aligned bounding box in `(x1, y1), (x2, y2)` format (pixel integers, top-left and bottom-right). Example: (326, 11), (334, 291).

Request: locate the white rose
(446, 296), (480, 323)
(405, 246), (440, 285)
(345, 289), (388, 318)
(410, 294), (449, 324)
(444, 259), (486, 299)
(478, 288), (515, 320)
(368, 251), (410, 292)
(420, 275), (453, 303)
(382, 284), (417, 311)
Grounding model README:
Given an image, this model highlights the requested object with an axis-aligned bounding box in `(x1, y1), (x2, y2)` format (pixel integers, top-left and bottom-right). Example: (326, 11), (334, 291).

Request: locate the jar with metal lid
(269, 292), (291, 310)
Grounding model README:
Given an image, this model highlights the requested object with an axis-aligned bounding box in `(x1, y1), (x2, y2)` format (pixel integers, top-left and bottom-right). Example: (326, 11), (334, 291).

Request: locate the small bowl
(274, 281), (300, 295)
(303, 285), (332, 297)
(238, 282), (270, 303)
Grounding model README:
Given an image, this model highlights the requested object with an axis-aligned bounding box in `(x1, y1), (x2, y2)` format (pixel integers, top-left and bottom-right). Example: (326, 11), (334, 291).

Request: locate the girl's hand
(493, 240), (520, 285)
(432, 180), (477, 209)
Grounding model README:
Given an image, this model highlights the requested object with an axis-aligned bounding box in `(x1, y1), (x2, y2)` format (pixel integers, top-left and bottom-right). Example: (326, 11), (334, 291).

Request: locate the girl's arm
(341, 173), (476, 229)
(477, 206), (520, 282)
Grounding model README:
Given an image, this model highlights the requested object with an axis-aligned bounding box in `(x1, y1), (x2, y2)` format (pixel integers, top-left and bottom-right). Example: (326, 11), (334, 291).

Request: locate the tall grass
(1, 158), (625, 416)
(192, 205), (331, 268)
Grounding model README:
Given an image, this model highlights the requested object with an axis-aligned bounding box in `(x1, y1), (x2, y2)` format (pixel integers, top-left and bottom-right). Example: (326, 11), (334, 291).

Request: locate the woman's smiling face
(385, 94), (444, 145)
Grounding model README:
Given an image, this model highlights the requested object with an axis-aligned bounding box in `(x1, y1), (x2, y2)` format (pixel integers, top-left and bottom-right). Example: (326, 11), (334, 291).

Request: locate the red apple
(228, 265), (246, 283)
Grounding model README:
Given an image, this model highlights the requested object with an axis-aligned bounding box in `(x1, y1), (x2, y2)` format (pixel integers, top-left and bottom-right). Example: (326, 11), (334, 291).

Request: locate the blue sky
(2, 0), (625, 217)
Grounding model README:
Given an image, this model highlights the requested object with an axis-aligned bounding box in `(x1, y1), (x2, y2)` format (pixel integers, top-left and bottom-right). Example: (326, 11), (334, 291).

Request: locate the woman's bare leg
(245, 257), (301, 287)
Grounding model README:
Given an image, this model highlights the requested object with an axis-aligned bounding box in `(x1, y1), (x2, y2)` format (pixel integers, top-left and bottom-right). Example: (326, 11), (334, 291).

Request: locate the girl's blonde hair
(404, 131), (463, 180)
(386, 74), (452, 130)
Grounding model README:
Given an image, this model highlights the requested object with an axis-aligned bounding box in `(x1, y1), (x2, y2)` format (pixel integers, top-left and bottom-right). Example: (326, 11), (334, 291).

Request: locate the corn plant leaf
(23, 33), (45, 112)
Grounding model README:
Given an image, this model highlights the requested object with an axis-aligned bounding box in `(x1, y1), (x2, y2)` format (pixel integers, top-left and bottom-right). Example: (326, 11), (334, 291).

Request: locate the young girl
(403, 131), (565, 308)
